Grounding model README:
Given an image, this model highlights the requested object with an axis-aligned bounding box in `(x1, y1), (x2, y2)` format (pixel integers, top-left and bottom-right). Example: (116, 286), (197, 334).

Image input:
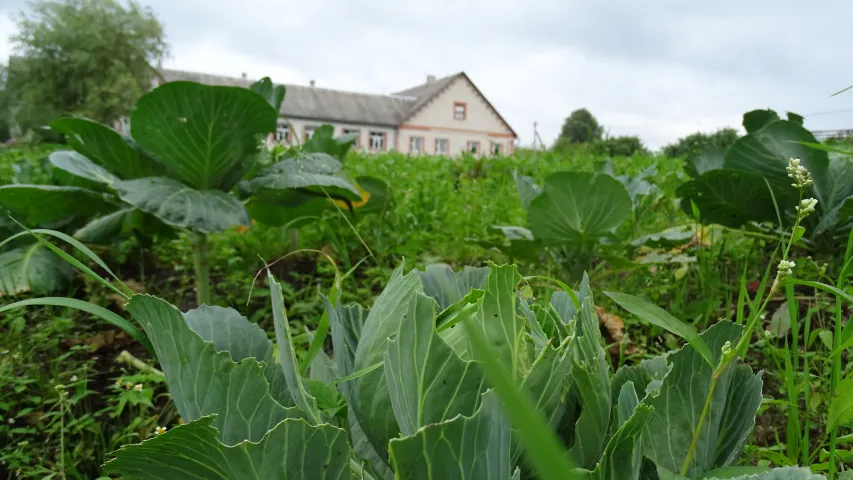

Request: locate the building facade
(159, 70), (517, 156)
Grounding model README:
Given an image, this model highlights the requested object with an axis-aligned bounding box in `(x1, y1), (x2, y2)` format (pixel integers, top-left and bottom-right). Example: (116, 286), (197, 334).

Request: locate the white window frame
(275, 123), (290, 143)
(369, 131), (387, 151)
(468, 140), (480, 154)
(342, 128), (361, 147)
(454, 102), (467, 120)
(304, 125), (318, 141)
(435, 138), (448, 154)
(409, 136), (424, 153)
(490, 142), (503, 155)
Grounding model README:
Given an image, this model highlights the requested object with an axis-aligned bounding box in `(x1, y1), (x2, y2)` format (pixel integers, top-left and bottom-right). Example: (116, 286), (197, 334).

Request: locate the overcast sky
(3, 0), (853, 149)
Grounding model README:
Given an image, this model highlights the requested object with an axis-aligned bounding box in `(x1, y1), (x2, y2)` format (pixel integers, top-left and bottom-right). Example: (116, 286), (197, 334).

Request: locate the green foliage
(662, 128), (740, 160)
(593, 135), (648, 157)
(4, 0), (168, 137)
(556, 108), (604, 146)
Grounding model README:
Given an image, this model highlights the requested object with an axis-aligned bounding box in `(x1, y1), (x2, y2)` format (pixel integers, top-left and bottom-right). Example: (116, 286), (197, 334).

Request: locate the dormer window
(454, 102), (467, 120)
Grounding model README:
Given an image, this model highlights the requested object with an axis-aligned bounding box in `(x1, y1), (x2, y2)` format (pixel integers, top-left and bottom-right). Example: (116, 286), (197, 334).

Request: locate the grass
(0, 143), (851, 477)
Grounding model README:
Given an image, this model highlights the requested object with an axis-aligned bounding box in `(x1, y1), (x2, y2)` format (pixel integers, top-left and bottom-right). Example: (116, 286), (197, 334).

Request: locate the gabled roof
(394, 72), (518, 137)
(159, 69), (516, 136)
(162, 69), (414, 127)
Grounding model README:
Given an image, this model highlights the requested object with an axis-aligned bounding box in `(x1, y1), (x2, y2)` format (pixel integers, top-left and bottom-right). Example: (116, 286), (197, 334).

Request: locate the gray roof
(161, 69), (418, 127)
(159, 69), (516, 136)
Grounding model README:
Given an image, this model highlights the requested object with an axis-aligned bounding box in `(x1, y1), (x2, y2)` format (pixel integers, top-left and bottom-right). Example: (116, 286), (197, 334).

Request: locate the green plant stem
(190, 232), (211, 306)
(680, 367), (721, 476)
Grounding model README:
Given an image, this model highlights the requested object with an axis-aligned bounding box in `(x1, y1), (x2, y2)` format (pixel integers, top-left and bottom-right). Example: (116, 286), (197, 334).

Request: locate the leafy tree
(662, 127), (740, 160)
(594, 135), (647, 157)
(555, 108), (603, 146)
(3, 0), (167, 137)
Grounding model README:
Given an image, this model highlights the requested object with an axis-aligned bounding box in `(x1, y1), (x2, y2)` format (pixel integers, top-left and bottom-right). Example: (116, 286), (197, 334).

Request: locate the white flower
(134, 384), (143, 392)
(777, 259), (796, 276)
(0, 349), (9, 355)
(69, 375), (78, 382)
(721, 341), (732, 355)
(154, 426), (167, 435)
(765, 329), (773, 337)
(124, 382), (133, 390)
(54, 384), (65, 391)
(786, 157), (813, 188)
(796, 197), (818, 216)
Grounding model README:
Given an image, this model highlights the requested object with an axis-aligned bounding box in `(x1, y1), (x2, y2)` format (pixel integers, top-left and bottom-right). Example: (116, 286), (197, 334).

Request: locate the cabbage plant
(677, 109), (853, 254)
(0, 78), (376, 303)
(81, 261), (822, 479)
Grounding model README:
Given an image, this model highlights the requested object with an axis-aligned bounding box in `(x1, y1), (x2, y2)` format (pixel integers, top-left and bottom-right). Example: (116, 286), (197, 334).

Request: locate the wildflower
(7, 417), (14, 424)
(777, 259), (796, 277)
(796, 198), (818, 216)
(765, 330), (773, 338)
(0, 349), (8, 355)
(124, 382), (133, 390)
(134, 384), (143, 392)
(69, 375), (78, 382)
(154, 426), (167, 435)
(54, 384), (65, 391)
(786, 158), (813, 188)
(115, 380), (123, 387)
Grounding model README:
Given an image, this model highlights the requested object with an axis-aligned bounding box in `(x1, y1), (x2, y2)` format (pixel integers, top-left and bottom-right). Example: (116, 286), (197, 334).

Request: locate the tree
(556, 108), (603, 145)
(661, 127), (740, 160)
(594, 135), (647, 157)
(3, 0), (167, 138)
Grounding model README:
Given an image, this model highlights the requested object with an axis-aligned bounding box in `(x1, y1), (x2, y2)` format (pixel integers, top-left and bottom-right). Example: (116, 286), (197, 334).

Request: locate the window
(409, 136), (424, 153)
(490, 142), (503, 155)
(342, 128), (361, 147)
(468, 141), (480, 154)
(454, 102), (467, 120)
(275, 123), (290, 143)
(435, 138), (449, 155)
(369, 131), (387, 151)
(304, 125), (318, 141)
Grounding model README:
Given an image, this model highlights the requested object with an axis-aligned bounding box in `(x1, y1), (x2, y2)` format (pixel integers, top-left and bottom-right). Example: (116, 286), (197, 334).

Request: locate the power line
(801, 108), (853, 117)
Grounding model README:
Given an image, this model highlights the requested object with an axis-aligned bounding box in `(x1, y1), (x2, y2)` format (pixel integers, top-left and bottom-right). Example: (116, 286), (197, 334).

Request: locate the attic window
(454, 102), (467, 120)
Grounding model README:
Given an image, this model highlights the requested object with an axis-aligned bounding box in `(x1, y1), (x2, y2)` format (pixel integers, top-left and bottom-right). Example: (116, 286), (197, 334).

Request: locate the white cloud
(4, 0), (853, 149)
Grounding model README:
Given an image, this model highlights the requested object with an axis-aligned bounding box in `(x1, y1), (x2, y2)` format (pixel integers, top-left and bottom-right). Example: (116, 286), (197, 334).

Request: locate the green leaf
(131, 81), (277, 189)
(828, 372), (853, 432)
(462, 310), (577, 480)
(126, 295), (302, 445)
(246, 190), (328, 228)
(513, 170), (541, 209)
(642, 322), (763, 478)
(50, 117), (163, 179)
(567, 295), (612, 468)
(472, 263), (527, 376)
(246, 153), (361, 200)
(388, 390), (512, 480)
(631, 226), (695, 248)
(183, 305), (292, 407)
(49, 150), (120, 185)
(742, 109), (781, 133)
(352, 175), (391, 217)
(249, 77), (286, 112)
(0, 184), (112, 224)
(611, 356), (670, 403)
(527, 172), (632, 247)
(605, 291), (715, 367)
(703, 467), (825, 479)
(676, 170), (782, 228)
(114, 177), (250, 233)
(686, 148), (725, 178)
(815, 153), (853, 233)
(384, 292), (485, 436)
(73, 208), (134, 243)
(104, 416), (353, 480)
(302, 125), (356, 160)
(416, 263), (490, 311)
(0, 243), (73, 295)
(723, 120), (829, 206)
(351, 264), (423, 461)
(269, 272), (321, 424)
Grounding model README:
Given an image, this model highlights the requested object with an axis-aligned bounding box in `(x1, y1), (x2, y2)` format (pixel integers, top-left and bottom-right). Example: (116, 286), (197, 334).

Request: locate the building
(158, 69), (518, 156)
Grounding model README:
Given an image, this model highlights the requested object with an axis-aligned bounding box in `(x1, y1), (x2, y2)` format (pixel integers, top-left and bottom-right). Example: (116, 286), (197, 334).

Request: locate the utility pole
(533, 121), (546, 150)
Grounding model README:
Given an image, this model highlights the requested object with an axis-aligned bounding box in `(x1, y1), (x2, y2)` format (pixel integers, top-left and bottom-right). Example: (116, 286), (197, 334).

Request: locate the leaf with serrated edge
(388, 390), (512, 480)
(416, 263), (490, 311)
(384, 292), (485, 436)
(567, 295), (612, 469)
(475, 263), (527, 376)
(114, 177), (250, 233)
(104, 415), (353, 480)
(352, 264), (424, 461)
(642, 321), (763, 478)
(183, 305), (293, 407)
(126, 295), (302, 445)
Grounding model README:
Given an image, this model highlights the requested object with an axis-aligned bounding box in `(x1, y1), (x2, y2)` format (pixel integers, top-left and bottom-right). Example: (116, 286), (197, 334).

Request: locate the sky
(2, 0), (853, 149)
